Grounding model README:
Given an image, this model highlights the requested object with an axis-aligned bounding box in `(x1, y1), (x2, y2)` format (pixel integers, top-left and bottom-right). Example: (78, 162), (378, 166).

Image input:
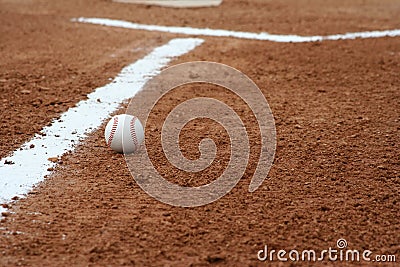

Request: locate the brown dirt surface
(0, 0), (399, 266)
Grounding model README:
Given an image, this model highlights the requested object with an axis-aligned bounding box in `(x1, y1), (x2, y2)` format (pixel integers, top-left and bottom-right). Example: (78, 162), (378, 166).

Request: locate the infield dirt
(0, 0), (399, 266)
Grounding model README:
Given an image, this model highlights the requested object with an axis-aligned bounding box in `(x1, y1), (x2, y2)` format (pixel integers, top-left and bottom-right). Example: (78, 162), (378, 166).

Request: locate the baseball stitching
(130, 116), (139, 150)
(107, 116), (119, 147)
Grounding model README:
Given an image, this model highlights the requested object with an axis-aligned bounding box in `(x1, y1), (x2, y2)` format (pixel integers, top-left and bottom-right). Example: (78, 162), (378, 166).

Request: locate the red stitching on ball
(107, 116), (119, 147)
(130, 116), (139, 150)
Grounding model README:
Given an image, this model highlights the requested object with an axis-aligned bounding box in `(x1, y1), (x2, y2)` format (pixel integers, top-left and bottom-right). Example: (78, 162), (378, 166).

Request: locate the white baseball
(104, 114), (144, 154)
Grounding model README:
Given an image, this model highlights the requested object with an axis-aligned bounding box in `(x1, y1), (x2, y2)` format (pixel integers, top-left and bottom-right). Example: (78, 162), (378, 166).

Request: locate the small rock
(206, 255), (225, 263)
(37, 85), (50, 91)
(4, 160), (14, 165)
(30, 144), (35, 149)
(48, 157), (58, 163)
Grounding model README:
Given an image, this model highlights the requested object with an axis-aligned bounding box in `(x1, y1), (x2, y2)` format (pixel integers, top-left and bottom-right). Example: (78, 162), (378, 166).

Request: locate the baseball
(104, 114), (144, 154)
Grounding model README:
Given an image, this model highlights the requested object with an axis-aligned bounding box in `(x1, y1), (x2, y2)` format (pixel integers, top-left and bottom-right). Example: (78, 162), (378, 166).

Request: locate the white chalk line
(0, 38), (204, 215)
(73, 17), (400, 42)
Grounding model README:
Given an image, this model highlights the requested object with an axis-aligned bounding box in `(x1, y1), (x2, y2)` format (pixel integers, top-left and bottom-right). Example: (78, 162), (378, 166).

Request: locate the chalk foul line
(0, 38), (204, 214)
(72, 17), (400, 43)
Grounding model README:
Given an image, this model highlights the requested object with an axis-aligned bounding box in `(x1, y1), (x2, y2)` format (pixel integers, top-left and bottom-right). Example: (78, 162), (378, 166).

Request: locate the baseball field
(0, 0), (399, 266)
